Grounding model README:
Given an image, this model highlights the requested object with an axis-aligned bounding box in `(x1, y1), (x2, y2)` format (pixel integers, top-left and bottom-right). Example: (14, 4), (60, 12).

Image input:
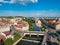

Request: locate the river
(33, 23), (40, 31)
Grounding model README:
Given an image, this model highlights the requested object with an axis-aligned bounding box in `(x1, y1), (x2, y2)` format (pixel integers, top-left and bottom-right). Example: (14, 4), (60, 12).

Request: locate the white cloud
(31, 0), (38, 3)
(0, 0), (38, 5)
(16, 0), (38, 3)
(14, 0), (38, 5)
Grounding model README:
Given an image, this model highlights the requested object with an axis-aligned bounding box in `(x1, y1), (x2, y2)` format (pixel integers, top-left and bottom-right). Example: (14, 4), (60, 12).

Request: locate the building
(11, 18), (22, 23)
(0, 31), (13, 41)
(0, 18), (29, 41)
(10, 18), (29, 32)
(0, 25), (10, 32)
(0, 18), (12, 32)
(14, 21), (29, 31)
(0, 18), (14, 41)
(35, 19), (42, 28)
(47, 18), (60, 30)
(56, 24), (60, 30)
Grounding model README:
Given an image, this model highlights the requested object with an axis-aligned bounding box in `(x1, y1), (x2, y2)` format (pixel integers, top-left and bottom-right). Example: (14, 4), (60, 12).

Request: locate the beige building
(56, 18), (60, 30)
(0, 25), (10, 32)
(56, 24), (60, 30)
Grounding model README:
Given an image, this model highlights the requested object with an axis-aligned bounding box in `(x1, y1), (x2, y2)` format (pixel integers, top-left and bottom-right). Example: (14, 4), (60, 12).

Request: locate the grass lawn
(4, 33), (21, 45)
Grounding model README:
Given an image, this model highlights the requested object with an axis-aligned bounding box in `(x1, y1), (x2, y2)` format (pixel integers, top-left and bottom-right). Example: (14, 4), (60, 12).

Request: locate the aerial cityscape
(0, 0), (60, 45)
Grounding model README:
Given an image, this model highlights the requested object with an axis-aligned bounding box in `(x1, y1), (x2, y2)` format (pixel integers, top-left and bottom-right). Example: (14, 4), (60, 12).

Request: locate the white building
(38, 20), (41, 24)
(36, 20), (42, 28)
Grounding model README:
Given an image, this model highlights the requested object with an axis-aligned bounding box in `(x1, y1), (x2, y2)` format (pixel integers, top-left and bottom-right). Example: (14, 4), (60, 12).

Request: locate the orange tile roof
(15, 25), (23, 28)
(0, 18), (12, 26)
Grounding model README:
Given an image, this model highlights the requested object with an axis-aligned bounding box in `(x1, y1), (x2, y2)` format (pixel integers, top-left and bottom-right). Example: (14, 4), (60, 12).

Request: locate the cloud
(31, 0), (38, 3)
(0, 0), (38, 5)
(13, 0), (38, 5)
(0, 0), (4, 2)
(0, 0), (15, 3)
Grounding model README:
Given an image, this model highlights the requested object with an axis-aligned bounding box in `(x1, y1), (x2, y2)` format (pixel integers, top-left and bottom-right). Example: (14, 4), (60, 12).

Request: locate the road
(42, 21), (55, 45)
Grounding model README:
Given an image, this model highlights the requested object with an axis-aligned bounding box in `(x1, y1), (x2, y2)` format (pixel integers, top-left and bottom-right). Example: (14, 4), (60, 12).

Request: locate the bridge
(11, 27), (47, 45)
(12, 29), (46, 35)
(11, 26), (46, 34)
(23, 31), (46, 36)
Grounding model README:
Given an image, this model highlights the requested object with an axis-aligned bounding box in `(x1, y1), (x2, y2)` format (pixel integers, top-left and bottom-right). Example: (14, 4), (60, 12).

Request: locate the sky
(0, 0), (60, 17)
